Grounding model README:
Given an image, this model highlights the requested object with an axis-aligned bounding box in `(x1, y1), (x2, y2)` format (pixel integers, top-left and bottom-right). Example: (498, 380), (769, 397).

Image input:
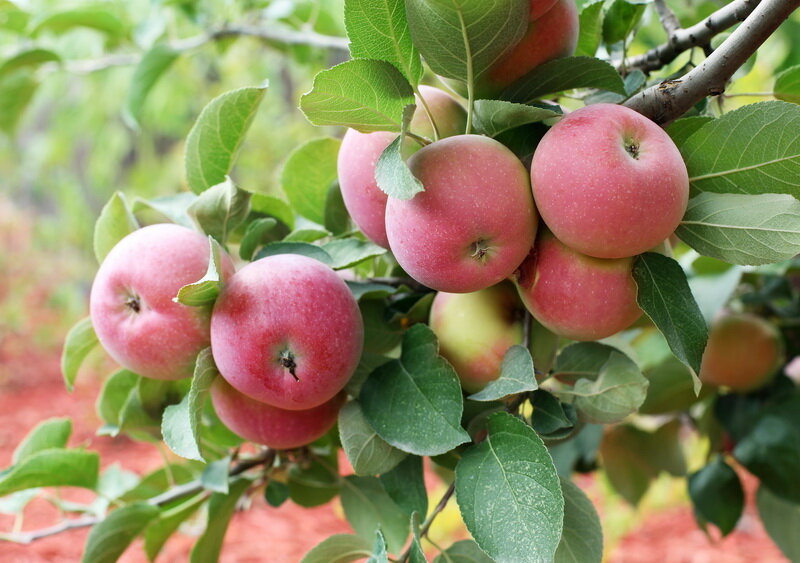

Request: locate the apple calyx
(279, 349), (300, 381)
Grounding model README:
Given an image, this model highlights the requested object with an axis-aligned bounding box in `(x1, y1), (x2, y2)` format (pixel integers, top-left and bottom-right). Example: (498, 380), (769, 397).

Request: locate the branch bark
(653, 0), (682, 37)
(625, 0), (800, 124)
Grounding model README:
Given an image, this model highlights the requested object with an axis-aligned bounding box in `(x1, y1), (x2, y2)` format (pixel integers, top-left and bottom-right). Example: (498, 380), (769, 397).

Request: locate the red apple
(210, 254), (363, 410)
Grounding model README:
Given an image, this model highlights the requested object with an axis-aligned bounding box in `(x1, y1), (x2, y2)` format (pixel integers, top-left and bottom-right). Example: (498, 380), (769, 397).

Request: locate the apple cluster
(90, 224), (363, 449)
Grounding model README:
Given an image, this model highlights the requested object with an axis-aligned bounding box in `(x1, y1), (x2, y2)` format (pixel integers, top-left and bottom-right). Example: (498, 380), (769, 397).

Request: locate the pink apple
(514, 230), (641, 341)
(385, 134), (537, 293)
(210, 254), (363, 410)
(531, 103), (689, 259)
(337, 86), (467, 248)
(211, 377), (345, 450)
(90, 224), (235, 380)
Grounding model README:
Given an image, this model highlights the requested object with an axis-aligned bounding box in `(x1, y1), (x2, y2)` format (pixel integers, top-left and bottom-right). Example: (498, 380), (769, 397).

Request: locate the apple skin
(514, 230), (641, 341)
(89, 224), (235, 381)
(210, 254), (363, 410)
(429, 282), (526, 393)
(531, 103), (689, 259)
(337, 86), (467, 248)
(700, 313), (784, 391)
(211, 378), (344, 450)
(385, 134), (537, 293)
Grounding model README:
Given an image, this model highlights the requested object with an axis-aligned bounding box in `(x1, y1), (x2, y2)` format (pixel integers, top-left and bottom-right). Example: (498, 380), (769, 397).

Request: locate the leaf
(682, 101), (800, 197)
(82, 503), (159, 563)
(676, 193), (800, 266)
(93, 191), (139, 263)
(123, 44), (180, 128)
(238, 217), (278, 260)
(553, 342), (620, 385)
(360, 324), (470, 456)
(254, 241), (334, 266)
(264, 480), (290, 507)
(132, 192), (197, 228)
(322, 238), (387, 269)
(339, 401), (407, 476)
(31, 8), (126, 37)
(502, 57), (626, 104)
(340, 476), (410, 554)
(287, 454), (341, 508)
(469, 345), (538, 402)
(633, 253), (707, 392)
(301, 534), (373, 563)
(368, 529), (389, 563)
(775, 64), (800, 104)
(0, 48), (60, 76)
(433, 540), (493, 563)
(144, 494), (208, 561)
(405, 0), (528, 82)
(300, 59), (414, 132)
(555, 478), (603, 563)
(249, 194), (295, 229)
(575, 2), (604, 58)
(408, 512), (427, 563)
(185, 83), (268, 194)
(61, 317), (98, 391)
(472, 100), (561, 137)
(375, 103), (424, 200)
(688, 266), (743, 325)
(0, 449), (99, 496)
(688, 458), (744, 536)
(96, 370), (139, 435)
(380, 456), (428, 518)
(12, 418), (71, 464)
(325, 184), (350, 235)
(665, 116), (714, 147)
(756, 484), (800, 562)
(162, 349), (218, 461)
(345, 0), (423, 85)
(530, 391), (575, 436)
(284, 228), (332, 243)
(602, 0), (645, 45)
(281, 137), (341, 225)
(187, 176), (251, 245)
(201, 457), (231, 494)
(0, 69), (38, 133)
(174, 237), (226, 307)
(456, 412), (564, 563)
(190, 478), (251, 563)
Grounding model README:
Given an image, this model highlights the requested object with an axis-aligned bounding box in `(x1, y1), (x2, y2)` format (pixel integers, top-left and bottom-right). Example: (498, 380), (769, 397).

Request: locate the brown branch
(625, 0), (800, 124)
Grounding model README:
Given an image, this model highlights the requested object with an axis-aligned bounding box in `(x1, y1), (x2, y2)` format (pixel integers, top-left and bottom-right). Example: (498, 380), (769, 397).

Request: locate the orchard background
(1, 0), (800, 562)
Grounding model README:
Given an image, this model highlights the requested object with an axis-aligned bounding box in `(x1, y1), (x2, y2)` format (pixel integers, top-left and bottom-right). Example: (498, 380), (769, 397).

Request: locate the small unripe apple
(385, 134), (538, 293)
(337, 86), (467, 248)
(211, 378), (344, 450)
(429, 282), (526, 393)
(531, 103), (689, 259)
(514, 230), (641, 341)
(90, 224), (235, 380)
(700, 313), (783, 391)
(210, 254), (363, 410)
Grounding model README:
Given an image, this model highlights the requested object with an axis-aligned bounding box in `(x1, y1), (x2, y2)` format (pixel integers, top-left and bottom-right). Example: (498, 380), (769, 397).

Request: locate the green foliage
(82, 503), (160, 563)
(174, 237), (226, 306)
(472, 101), (561, 137)
(757, 485), (800, 562)
(93, 191), (139, 263)
(688, 458), (744, 536)
(468, 345), (538, 401)
(576, 2), (604, 58)
(124, 44), (181, 129)
(502, 57), (626, 103)
(555, 477), (603, 563)
(187, 177), (251, 245)
(0, 449), (99, 496)
(774, 64), (800, 104)
(341, 476), (410, 553)
(375, 104), (424, 200)
(339, 401), (407, 476)
(190, 479), (252, 563)
(281, 137), (341, 225)
(301, 534), (373, 563)
(61, 317), (98, 391)
(12, 418), (72, 464)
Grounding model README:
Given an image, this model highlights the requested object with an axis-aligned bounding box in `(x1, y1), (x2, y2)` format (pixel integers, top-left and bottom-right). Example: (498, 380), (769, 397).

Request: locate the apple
(531, 103), (689, 259)
(429, 282), (527, 393)
(337, 86), (467, 248)
(385, 134), (537, 293)
(211, 378), (344, 450)
(700, 313), (784, 391)
(514, 230), (641, 341)
(90, 224), (235, 380)
(210, 254), (363, 410)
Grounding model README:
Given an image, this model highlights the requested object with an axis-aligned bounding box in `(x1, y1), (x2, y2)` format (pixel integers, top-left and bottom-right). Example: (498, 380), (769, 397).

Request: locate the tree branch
(625, 0), (800, 124)
(653, 0), (682, 37)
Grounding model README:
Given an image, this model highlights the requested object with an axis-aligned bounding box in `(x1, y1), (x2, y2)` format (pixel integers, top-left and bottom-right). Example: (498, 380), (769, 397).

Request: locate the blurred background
(1, 0), (799, 560)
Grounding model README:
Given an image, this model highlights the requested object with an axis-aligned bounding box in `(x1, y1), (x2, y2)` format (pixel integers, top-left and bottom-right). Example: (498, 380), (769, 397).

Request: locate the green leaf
(264, 480), (289, 507)
(774, 64), (800, 104)
(0, 449), (99, 496)
(201, 457), (231, 494)
(96, 370), (139, 434)
(82, 503), (159, 563)
(185, 83), (268, 194)
(368, 529), (389, 563)
(433, 540), (493, 563)
(341, 476), (410, 554)
(250, 194), (295, 229)
(455, 412), (564, 562)
(756, 484), (800, 562)
(238, 217), (278, 260)
(530, 391), (574, 436)
(300, 59), (414, 132)
(93, 191), (139, 263)
(557, 351), (648, 424)
(380, 456), (428, 518)
(676, 193), (800, 266)
(61, 317), (98, 392)
(575, 1), (604, 58)
(325, 184), (350, 235)
(502, 57), (626, 104)
(555, 478), (603, 563)
(120, 465), (195, 503)
(472, 100), (561, 137)
(468, 345), (538, 402)
(375, 104), (424, 200)
(339, 401), (407, 476)
(31, 8), (126, 36)
(405, 0), (528, 82)
(360, 324), (470, 456)
(301, 534), (373, 563)
(132, 192), (196, 228)
(345, 0), (423, 85)
(144, 494), (208, 561)
(281, 137), (341, 225)
(123, 44), (180, 128)
(0, 69), (38, 133)
(665, 116), (713, 147)
(408, 512), (427, 563)
(187, 176), (251, 245)
(688, 458), (744, 536)
(174, 237), (226, 306)
(254, 241), (334, 266)
(553, 342), (620, 385)
(13, 418), (71, 464)
(633, 253), (707, 392)
(190, 478), (251, 563)
(602, 0), (645, 44)
(682, 101), (800, 197)
(0, 48), (60, 77)
(322, 238), (387, 269)
(0, 490), (39, 516)
(287, 454), (341, 508)
(162, 348), (218, 461)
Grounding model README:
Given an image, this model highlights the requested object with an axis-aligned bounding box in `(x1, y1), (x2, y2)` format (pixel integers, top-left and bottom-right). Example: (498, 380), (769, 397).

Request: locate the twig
(653, 0), (682, 37)
(625, 0), (800, 124)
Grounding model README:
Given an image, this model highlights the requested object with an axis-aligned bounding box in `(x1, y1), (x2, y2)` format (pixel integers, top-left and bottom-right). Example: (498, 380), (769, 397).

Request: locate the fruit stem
(413, 84), (441, 141)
